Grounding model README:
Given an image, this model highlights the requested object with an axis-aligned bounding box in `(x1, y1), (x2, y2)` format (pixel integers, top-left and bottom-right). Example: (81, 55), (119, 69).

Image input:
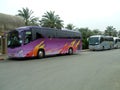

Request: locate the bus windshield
(89, 37), (99, 45)
(7, 30), (22, 48)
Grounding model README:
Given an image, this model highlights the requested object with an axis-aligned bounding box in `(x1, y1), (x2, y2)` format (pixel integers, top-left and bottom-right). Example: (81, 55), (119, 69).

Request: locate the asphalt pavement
(0, 49), (120, 90)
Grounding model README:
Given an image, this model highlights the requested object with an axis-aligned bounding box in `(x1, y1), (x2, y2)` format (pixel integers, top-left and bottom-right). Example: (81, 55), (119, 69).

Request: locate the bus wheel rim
(38, 50), (44, 58)
(69, 48), (73, 54)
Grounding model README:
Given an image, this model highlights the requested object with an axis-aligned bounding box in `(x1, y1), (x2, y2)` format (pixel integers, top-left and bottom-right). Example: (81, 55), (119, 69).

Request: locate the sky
(0, 0), (120, 31)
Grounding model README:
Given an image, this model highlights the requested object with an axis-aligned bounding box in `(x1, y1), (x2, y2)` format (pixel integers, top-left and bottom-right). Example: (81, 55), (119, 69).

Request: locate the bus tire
(68, 48), (73, 55)
(37, 49), (45, 59)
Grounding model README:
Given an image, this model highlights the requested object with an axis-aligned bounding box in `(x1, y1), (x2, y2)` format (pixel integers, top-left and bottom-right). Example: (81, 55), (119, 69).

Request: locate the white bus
(113, 37), (120, 49)
(88, 35), (114, 50)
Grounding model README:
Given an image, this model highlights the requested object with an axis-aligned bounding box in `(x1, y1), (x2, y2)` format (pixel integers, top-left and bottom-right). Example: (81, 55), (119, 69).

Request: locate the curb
(82, 49), (89, 52)
(0, 54), (7, 61)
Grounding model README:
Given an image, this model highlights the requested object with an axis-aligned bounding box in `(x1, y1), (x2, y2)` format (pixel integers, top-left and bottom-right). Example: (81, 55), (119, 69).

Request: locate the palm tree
(118, 30), (120, 37)
(104, 26), (117, 36)
(29, 16), (39, 25)
(40, 11), (64, 29)
(17, 7), (34, 25)
(65, 24), (75, 30)
(92, 29), (102, 35)
(79, 28), (93, 49)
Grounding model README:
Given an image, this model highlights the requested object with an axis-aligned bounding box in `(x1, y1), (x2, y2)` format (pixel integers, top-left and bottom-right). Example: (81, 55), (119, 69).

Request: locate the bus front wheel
(37, 50), (45, 59)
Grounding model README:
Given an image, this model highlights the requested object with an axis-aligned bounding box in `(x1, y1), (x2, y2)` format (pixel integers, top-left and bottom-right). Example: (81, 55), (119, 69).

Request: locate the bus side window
(115, 39), (117, 44)
(119, 39), (120, 42)
(25, 31), (32, 44)
(25, 35), (32, 44)
(100, 37), (104, 43)
(36, 33), (44, 39)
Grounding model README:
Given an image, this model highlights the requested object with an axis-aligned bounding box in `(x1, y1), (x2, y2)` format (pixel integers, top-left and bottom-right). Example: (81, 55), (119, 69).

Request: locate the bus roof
(16, 26), (38, 32)
(15, 26), (80, 34)
(90, 35), (104, 37)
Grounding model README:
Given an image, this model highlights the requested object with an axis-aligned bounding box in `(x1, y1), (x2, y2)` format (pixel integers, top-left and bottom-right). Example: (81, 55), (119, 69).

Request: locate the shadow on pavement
(7, 53), (79, 61)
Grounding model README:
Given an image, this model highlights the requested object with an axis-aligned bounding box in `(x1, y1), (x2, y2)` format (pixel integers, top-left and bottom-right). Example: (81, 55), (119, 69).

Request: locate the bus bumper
(89, 45), (102, 50)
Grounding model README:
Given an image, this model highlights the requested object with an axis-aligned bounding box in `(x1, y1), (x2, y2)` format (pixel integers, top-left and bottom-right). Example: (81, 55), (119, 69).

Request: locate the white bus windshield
(89, 37), (99, 45)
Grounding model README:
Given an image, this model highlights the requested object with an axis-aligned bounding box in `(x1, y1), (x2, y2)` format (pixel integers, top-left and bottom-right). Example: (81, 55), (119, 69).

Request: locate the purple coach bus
(7, 26), (82, 58)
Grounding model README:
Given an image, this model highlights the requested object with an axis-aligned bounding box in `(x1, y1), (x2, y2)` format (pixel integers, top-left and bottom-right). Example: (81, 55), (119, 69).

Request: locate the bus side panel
(45, 39), (81, 55)
(23, 38), (82, 57)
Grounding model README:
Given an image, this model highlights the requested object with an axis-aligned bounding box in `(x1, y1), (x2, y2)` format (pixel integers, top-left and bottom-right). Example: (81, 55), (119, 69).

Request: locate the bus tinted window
(100, 37), (104, 43)
(36, 33), (44, 39)
(24, 31), (32, 44)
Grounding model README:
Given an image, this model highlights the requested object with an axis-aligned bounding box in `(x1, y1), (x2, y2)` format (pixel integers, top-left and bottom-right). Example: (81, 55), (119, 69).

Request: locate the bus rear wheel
(37, 50), (45, 59)
(68, 48), (73, 55)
